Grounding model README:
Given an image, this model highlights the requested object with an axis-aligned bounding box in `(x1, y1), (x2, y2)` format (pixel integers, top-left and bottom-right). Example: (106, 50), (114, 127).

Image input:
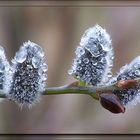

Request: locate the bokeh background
(0, 1), (140, 134)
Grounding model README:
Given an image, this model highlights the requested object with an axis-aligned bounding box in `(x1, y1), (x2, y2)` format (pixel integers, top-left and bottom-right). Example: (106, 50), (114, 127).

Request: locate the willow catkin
(69, 24), (114, 86)
(7, 41), (48, 107)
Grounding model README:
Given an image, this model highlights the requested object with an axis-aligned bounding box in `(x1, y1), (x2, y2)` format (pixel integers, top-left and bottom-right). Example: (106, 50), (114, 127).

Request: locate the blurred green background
(0, 1), (140, 134)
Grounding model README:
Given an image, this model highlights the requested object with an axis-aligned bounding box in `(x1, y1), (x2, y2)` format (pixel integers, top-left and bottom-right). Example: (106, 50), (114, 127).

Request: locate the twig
(43, 78), (140, 100)
(0, 78), (140, 100)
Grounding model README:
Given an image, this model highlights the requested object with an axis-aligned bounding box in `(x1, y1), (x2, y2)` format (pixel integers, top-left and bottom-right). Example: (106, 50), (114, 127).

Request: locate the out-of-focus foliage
(0, 2), (140, 134)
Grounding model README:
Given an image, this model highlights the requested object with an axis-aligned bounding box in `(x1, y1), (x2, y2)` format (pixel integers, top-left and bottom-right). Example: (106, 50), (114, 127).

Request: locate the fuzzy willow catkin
(111, 56), (140, 106)
(68, 24), (114, 86)
(0, 47), (10, 93)
(6, 41), (48, 107)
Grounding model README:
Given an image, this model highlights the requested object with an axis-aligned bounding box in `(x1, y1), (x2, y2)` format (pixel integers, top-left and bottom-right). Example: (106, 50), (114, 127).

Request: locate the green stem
(43, 82), (118, 100)
(0, 78), (139, 101)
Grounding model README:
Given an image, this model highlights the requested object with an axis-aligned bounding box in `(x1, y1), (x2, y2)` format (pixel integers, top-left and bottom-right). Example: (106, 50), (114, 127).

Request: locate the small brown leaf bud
(118, 79), (137, 89)
(99, 93), (125, 114)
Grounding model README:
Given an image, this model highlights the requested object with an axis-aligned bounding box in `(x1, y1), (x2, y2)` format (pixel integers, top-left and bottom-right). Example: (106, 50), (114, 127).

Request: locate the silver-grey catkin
(112, 56), (140, 107)
(0, 46), (10, 100)
(6, 41), (48, 107)
(68, 24), (114, 86)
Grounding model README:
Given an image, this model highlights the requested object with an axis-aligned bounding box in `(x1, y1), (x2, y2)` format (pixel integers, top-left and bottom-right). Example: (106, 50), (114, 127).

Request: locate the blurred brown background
(0, 1), (140, 134)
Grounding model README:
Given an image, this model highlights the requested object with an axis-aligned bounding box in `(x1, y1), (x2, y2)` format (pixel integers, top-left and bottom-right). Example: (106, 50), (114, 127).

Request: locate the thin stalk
(0, 78), (140, 100)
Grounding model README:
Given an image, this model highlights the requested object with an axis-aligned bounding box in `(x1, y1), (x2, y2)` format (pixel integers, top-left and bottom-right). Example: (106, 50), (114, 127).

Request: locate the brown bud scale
(99, 93), (125, 114)
(118, 80), (137, 89)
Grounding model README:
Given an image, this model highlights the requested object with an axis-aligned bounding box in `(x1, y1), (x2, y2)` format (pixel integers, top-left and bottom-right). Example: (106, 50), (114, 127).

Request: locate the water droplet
(109, 62), (113, 67)
(76, 59), (81, 64)
(42, 63), (48, 72)
(68, 69), (73, 75)
(100, 58), (106, 64)
(27, 64), (33, 70)
(72, 69), (76, 74)
(128, 72), (133, 77)
(16, 76), (21, 82)
(75, 47), (85, 57)
(134, 63), (140, 69)
(124, 94), (128, 99)
(88, 38), (95, 45)
(32, 57), (41, 68)
(102, 44), (112, 52)
(37, 47), (44, 58)
(107, 72), (112, 78)
(83, 58), (89, 64)
(111, 56), (114, 60)
(88, 45), (100, 57)
(109, 77), (117, 85)
(128, 95), (132, 101)
(91, 59), (97, 65)
(77, 66), (82, 71)
(92, 61), (97, 66)
(135, 70), (140, 76)
(119, 75), (127, 80)
(74, 59), (81, 64)
(38, 69), (42, 76)
(15, 48), (27, 63)
(42, 74), (47, 81)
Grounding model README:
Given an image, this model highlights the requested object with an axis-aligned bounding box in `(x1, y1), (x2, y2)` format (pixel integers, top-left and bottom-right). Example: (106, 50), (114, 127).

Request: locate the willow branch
(43, 82), (117, 100)
(43, 78), (140, 100)
(0, 78), (140, 100)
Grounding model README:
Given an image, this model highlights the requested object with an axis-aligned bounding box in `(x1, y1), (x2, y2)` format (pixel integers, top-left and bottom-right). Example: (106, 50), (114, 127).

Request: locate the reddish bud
(99, 93), (125, 114)
(118, 79), (137, 89)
